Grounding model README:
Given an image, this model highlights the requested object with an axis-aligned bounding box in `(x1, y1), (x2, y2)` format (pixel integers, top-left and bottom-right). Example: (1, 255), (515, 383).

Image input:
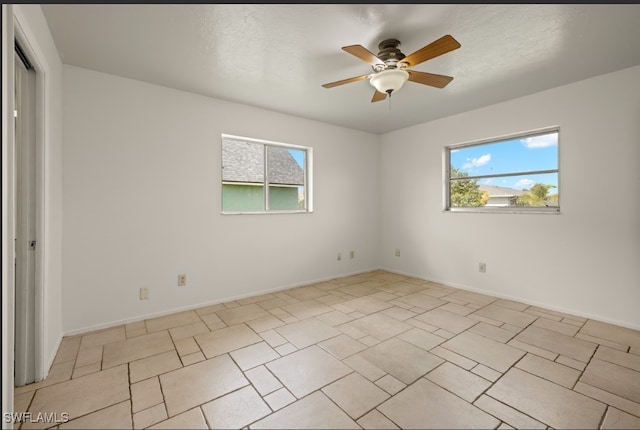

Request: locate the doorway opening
(14, 40), (38, 387)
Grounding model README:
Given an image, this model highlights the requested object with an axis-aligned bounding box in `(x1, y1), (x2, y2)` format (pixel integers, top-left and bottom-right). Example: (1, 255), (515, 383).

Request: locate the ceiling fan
(322, 35), (461, 103)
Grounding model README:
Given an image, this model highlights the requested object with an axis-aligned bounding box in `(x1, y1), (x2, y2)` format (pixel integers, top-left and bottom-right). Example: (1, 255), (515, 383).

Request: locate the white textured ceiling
(41, 4), (640, 134)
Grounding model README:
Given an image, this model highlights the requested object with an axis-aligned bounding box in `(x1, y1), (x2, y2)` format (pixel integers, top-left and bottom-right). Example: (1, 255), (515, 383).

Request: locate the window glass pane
(222, 136), (310, 213)
(450, 132), (558, 178)
(447, 129), (559, 212)
(222, 184), (264, 212)
(222, 140), (264, 182)
(451, 172), (559, 208)
(222, 139), (264, 212)
(267, 147), (305, 210)
(268, 185), (304, 210)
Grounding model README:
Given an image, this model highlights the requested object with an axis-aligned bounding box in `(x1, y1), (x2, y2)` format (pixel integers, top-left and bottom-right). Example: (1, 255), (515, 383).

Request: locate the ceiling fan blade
(371, 90), (387, 103)
(322, 74), (370, 89)
(407, 70), (454, 88)
(342, 45), (385, 66)
(401, 35), (461, 68)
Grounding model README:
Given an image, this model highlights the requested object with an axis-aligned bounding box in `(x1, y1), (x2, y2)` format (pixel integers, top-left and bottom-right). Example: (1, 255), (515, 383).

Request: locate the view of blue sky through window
(289, 149), (306, 203)
(290, 149), (305, 169)
(450, 132), (558, 192)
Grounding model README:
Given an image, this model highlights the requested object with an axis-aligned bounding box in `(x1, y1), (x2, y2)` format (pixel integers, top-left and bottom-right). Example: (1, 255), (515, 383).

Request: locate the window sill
(444, 207), (560, 214)
(222, 210), (312, 215)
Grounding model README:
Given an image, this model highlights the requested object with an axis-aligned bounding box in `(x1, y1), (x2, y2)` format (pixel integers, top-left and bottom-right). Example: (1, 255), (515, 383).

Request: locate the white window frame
(221, 134), (313, 214)
(444, 127), (560, 214)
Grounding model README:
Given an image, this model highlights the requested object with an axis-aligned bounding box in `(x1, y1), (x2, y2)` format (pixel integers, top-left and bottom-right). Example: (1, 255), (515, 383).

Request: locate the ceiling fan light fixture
(370, 69), (409, 95)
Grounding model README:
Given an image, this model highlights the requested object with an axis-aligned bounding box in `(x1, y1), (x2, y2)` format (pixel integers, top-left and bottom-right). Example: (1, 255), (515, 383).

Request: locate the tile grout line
(199, 403), (213, 429)
(309, 282), (416, 427)
(597, 405), (610, 430)
(466, 316), (555, 429)
(479, 393), (550, 429)
(318, 364), (403, 428)
(156, 370), (168, 426)
(127, 360), (134, 426)
(421, 317), (553, 428)
(571, 341), (600, 391)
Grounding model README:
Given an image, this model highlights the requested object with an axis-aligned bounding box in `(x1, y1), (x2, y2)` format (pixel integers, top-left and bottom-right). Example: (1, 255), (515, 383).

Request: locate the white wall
(379, 65), (640, 329)
(62, 65), (380, 333)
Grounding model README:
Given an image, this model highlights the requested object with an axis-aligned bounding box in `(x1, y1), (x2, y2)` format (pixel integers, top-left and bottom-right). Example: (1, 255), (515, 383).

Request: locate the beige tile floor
(12, 270), (640, 429)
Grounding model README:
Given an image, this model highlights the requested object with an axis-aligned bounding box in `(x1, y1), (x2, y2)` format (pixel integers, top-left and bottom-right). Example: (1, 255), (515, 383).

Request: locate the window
(445, 128), (559, 213)
(221, 134), (312, 213)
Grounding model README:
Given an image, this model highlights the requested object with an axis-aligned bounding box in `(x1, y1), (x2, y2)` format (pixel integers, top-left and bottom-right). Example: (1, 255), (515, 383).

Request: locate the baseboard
(64, 266), (640, 337)
(378, 266), (640, 332)
(63, 267), (379, 337)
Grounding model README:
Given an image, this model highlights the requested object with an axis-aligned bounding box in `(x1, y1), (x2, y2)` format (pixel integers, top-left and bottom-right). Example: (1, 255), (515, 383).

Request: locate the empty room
(3, 4), (640, 429)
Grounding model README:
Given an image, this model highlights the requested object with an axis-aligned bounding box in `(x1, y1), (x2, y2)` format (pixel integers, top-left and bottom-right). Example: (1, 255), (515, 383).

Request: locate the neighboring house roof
(222, 139), (304, 186)
(479, 185), (527, 197)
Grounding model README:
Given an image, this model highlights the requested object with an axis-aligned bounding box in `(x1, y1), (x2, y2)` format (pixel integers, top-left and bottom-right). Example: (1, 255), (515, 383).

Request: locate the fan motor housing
(376, 39), (406, 70)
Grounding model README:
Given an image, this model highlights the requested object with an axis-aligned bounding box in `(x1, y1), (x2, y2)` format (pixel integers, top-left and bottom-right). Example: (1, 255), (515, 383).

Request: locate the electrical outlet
(349, 250), (355, 259)
(479, 263), (487, 273)
(337, 253), (342, 261)
(178, 274), (187, 286)
(395, 248), (401, 257)
(139, 288), (149, 300)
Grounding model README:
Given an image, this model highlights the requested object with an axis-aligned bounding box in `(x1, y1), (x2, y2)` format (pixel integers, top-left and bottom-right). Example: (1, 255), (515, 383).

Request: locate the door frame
(2, 3), (17, 418)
